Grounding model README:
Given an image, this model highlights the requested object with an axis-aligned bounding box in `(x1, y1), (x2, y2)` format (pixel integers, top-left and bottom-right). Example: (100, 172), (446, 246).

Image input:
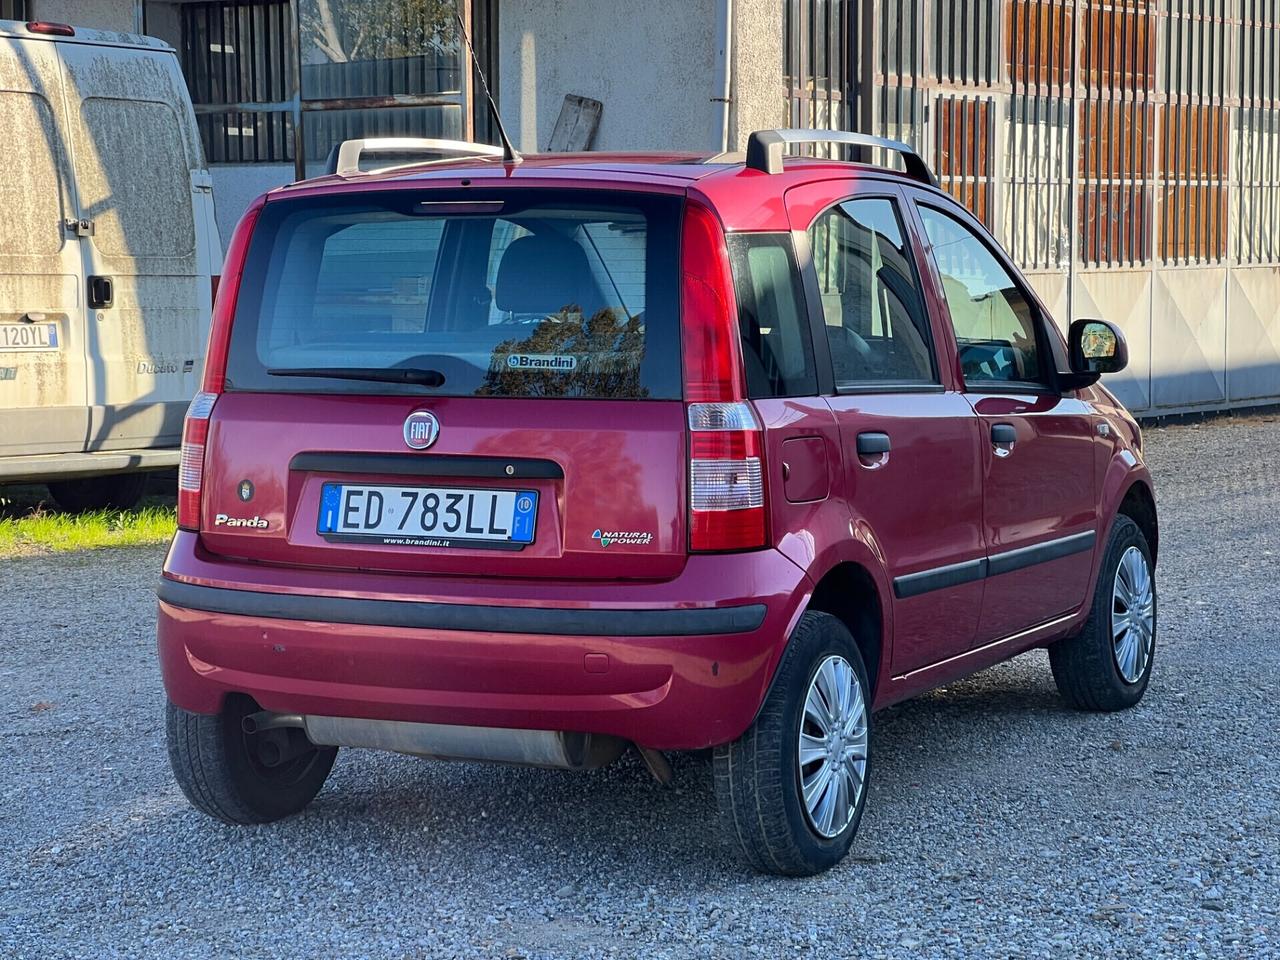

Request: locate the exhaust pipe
(242, 711), (304, 734)
(244, 712), (626, 771)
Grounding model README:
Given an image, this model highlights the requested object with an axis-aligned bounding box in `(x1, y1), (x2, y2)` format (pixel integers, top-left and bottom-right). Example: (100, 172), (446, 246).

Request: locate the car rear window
(226, 189), (682, 399)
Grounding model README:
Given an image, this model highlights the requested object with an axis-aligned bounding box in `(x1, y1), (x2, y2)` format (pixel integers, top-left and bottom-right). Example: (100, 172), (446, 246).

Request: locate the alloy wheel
(1112, 545), (1155, 684)
(798, 655), (868, 838)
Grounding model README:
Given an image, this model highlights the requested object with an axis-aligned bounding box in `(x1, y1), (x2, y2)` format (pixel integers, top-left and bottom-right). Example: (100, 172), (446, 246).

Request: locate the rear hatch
(199, 186), (688, 581)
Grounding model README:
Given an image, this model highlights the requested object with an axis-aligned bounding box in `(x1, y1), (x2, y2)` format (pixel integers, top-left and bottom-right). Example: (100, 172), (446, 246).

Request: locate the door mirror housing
(1069, 319), (1128, 374)
(1059, 319), (1128, 391)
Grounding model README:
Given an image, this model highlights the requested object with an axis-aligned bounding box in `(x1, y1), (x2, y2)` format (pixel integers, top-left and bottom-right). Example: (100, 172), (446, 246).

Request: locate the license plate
(318, 483), (538, 549)
(0, 322), (59, 352)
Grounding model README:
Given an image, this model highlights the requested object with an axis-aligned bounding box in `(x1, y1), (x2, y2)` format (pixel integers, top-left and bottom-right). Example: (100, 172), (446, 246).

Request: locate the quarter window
(810, 198), (936, 387)
(918, 206), (1044, 387)
(729, 234), (816, 398)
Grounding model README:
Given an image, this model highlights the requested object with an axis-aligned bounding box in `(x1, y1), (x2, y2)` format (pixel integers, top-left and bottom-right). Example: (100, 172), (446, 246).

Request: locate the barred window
(784, 0), (857, 134)
(934, 0), (1000, 86)
(1004, 1), (1072, 269)
(1079, 0), (1157, 266)
(142, 0), (496, 174)
(1237, 2), (1280, 264)
(1160, 104), (1229, 262)
(178, 1), (295, 164)
(936, 97), (995, 227)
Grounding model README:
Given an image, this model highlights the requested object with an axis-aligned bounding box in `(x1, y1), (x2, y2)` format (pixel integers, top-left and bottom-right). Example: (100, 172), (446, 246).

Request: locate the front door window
(917, 205), (1045, 388)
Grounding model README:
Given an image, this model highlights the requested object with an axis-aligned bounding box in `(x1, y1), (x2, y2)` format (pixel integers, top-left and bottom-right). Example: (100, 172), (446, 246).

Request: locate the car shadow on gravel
(149, 654), (1111, 883)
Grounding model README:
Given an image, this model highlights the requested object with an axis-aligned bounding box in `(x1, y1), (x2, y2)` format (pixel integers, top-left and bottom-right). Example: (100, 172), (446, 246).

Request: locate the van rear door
(0, 36), (89, 459)
(56, 39), (208, 453)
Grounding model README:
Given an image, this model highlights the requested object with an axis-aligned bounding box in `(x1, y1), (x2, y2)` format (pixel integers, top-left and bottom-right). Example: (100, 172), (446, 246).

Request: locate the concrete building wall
(30, 0), (138, 33)
(208, 165), (294, 246)
(499, 1), (723, 153)
(727, 0), (785, 150)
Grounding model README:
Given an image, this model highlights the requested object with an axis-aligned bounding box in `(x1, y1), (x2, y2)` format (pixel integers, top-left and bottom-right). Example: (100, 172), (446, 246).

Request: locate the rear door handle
(856, 432), (891, 455)
(991, 423), (1017, 444)
(991, 422), (1017, 457)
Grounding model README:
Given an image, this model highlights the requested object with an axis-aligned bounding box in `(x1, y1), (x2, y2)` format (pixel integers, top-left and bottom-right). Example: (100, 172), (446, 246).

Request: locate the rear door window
(228, 191), (681, 399)
(809, 197), (937, 388)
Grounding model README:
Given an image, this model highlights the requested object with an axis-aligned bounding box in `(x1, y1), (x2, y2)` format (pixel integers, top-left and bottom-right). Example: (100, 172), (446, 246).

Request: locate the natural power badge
(592, 528), (654, 548)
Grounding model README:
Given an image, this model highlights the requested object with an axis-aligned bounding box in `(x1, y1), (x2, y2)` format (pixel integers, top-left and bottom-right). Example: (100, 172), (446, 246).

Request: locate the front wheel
(713, 611), (872, 876)
(1049, 515), (1156, 711)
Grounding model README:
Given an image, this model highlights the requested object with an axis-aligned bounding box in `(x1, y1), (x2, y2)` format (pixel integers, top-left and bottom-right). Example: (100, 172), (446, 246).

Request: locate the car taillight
(680, 202), (766, 551)
(177, 392), (217, 531)
(177, 197), (264, 530)
(202, 197), (264, 393)
(688, 402), (766, 551)
(680, 202), (745, 404)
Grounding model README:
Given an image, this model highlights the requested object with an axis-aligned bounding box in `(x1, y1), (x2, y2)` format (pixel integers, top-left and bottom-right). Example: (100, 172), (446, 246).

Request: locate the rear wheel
(166, 696), (337, 825)
(1049, 515), (1156, 711)
(713, 611), (871, 876)
(47, 472), (148, 512)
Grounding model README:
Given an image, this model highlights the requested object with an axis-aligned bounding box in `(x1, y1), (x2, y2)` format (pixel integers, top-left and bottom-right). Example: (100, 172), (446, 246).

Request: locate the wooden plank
(546, 94), (603, 151)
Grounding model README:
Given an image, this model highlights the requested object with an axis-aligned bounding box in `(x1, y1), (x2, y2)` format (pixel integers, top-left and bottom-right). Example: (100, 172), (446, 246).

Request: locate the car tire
(1049, 515), (1156, 712)
(47, 472), (148, 512)
(166, 696), (337, 825)
(713, 611), (872, 876)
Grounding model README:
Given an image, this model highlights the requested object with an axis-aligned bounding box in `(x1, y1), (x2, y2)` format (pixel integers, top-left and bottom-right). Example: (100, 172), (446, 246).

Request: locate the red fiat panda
(158, 131), (1157, 876)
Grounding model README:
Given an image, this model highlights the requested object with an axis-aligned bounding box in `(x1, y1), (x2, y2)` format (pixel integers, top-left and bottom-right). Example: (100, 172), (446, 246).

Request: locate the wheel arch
(1116, 478), (1158, 565)
(803, 561), (889, 702)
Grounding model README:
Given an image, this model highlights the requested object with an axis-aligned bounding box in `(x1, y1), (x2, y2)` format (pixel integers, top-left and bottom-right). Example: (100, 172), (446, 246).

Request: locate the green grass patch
(0, 483), (176, 557)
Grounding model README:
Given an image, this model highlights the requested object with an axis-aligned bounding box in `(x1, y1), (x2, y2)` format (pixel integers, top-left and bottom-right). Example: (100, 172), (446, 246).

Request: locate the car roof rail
(326, 137), (505, 176)
(744, 128), (938, 187)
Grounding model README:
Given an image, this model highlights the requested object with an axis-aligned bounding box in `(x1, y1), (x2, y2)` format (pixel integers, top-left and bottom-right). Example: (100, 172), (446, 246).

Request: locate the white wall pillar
(31, 0), (139, 33)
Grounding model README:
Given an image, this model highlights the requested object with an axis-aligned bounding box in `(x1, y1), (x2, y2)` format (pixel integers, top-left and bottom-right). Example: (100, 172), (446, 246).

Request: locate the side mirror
(1067, 318), (1128, 380)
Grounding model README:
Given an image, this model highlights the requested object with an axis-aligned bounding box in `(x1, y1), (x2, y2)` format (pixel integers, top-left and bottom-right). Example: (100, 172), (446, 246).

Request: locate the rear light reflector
(688, 401), (767, 552)
(27, 21), (75, 36)
(177, 392), (217, 531)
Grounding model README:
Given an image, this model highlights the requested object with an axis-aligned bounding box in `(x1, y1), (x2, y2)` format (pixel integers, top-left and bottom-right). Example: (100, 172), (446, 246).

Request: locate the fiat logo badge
(403, 411), (440, 450)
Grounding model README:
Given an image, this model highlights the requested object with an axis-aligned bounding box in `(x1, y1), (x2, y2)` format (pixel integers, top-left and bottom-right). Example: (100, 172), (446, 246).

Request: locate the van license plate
(0, 322), (59, 352)
(318, 483), (537, 549)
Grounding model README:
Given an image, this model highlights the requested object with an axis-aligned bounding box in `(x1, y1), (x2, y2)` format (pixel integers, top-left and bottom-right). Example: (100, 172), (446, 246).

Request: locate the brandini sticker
(506, 353), (577, 371)
(592, 528), (653, 548)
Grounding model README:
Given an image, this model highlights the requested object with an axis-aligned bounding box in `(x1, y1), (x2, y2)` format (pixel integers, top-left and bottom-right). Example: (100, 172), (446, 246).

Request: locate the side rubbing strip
(156, 578), (766, 637)
(987, 531), (1096, 577)
(892, 531), (1098, 599)
(893, 557), (987, 599)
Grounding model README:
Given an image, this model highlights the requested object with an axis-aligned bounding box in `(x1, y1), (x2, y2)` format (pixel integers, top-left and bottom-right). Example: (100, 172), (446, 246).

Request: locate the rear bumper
(157, 534), (810, 751)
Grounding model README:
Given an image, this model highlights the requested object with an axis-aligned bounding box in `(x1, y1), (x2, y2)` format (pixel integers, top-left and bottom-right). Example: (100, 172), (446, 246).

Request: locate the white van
(0, 19), (219, 510)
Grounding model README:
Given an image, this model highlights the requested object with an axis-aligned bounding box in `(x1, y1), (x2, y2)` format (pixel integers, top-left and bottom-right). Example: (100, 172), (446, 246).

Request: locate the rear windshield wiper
(267, 367), (445, 387)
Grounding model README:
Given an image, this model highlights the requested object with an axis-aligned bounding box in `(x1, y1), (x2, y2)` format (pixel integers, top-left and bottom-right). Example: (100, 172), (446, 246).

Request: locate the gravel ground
(2, 415), (1278, 959)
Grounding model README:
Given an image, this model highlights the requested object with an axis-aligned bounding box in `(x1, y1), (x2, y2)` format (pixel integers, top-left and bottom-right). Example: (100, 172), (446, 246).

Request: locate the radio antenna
(454, 14), (521, 165)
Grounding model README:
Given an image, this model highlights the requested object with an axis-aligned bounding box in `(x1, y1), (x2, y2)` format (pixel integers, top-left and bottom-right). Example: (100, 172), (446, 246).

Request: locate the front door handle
(856, 432), (891, 455)
(991, 422), (1017, 457)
